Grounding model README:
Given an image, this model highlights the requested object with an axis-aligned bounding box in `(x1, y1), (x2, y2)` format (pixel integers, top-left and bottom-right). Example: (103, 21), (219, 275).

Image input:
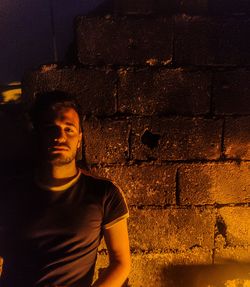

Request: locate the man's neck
(36, 161), (79, 188)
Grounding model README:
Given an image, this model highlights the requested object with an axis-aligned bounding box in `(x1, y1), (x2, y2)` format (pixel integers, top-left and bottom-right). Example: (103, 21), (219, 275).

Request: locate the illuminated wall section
(2, 0), (250, 286)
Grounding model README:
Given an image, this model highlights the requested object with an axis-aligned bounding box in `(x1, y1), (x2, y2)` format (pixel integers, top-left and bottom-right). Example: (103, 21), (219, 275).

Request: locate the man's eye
(65, 127), (74, 133)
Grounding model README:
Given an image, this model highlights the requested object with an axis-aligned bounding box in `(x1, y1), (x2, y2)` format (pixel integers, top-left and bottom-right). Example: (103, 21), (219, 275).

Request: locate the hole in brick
(216, 215), (227, 238)
(141, 130), (161, 149)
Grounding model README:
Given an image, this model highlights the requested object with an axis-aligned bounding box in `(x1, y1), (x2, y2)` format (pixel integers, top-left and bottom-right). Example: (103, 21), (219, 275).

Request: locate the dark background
(0, 0), (104, 84)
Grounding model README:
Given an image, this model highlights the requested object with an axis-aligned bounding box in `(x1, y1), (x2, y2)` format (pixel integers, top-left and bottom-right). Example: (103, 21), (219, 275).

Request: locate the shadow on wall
(162, 263), (250, 287)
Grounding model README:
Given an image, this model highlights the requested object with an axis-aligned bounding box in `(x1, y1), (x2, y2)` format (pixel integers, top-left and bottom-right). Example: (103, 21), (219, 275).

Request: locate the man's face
(37, 106), (82, 166)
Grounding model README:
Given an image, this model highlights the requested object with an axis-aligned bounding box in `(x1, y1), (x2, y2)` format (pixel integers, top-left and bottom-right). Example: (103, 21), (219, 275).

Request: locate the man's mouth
(48, 146), (69, 151)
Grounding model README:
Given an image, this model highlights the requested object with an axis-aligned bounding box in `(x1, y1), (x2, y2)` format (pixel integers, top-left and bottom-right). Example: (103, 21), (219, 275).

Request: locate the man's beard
(47, 150), (77, 166)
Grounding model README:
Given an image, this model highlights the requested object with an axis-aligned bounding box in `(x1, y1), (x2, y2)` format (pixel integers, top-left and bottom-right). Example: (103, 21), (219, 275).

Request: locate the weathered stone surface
(217, 207), (250, 247)
(23, 68), (117, 116)
(179, 162), (250, 205)
(95, 251), (250, 286)
(224, 117), (250, 159)
(83, 117), (130, 164)
(95, 250), (212, 287)
(214, 71), (250, 115)
(131, 117), (222, 161)
(118, 68), (211, 115)
(215, 236), (250, 263)
(91, 164), (177, 206)
(175, 17), (250, 65)
(162, 264), (250, 287)
(128, 207), (215, 251)
(77, 17), (173, 65)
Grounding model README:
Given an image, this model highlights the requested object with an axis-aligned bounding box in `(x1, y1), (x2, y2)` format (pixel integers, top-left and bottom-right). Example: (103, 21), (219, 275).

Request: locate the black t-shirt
(0, 171), (129, 287)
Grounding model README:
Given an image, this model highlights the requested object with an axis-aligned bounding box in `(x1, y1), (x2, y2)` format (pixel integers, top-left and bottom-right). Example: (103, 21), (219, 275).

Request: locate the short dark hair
(30, 90), (83, 132)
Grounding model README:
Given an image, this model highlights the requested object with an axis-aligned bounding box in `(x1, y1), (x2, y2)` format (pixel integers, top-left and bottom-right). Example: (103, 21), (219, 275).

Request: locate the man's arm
(92, 218), (131, 287)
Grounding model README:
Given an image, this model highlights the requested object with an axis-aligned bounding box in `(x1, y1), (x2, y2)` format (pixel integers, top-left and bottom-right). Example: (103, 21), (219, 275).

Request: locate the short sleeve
(102, 181), (129, 229)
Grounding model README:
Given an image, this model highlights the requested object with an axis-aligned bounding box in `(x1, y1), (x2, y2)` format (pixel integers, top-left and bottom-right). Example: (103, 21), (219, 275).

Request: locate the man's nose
(53, 128), (66, 143)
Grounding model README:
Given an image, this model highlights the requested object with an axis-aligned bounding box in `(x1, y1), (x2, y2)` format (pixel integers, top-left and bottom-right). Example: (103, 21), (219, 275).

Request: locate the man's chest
(2, 189), (104, 255)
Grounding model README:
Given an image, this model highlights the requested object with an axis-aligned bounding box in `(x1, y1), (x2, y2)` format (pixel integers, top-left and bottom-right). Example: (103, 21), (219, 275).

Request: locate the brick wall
(20, 1), (250, 286)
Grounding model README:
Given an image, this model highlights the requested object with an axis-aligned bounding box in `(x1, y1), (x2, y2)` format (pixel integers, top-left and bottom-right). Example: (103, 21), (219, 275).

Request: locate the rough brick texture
(131, 117), (222, 161)
(118, 68), (211, 115)
(23, 67), (117, 116)
(216, 207), (250, 247)
(77, 17), (173, 65)
(224, 117), (250, 160)
(95, 251), (212, 287)
(214, 71), (250, 115)
(83, 117), (130, 164)
(95, 252), (250, 286)
(214, 245), (250, 264)
(175, 17), (250, 66)
(91, 164), (177, 206)
(179, 163), (250, 205)
(129, 207), (215, 251)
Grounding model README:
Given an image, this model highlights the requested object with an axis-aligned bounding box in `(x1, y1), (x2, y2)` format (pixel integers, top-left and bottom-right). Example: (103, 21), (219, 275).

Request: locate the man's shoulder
(80, 169), (111, 184)
(79, 169), (119, 195)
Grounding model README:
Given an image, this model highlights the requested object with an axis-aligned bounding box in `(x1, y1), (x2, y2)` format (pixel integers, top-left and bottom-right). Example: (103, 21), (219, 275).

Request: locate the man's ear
(76, 132), (83, 161)
(77, 132), (83, 149)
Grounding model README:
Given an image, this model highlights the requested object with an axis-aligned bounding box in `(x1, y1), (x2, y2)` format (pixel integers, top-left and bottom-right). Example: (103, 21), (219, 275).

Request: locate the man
(0, 91), (130, 286)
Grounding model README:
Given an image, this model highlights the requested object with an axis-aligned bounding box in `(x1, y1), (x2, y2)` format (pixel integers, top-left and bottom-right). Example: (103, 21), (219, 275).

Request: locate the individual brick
(214, 164), (250, 204)
(91, 164), (177, 206)
(83, 117), (130, 164)
(224, 117), (250, 159)
(77, 17), (173, 65)
(179, 162), (250, 205)
(175, 17), (250, 66)
(118, 68), (211, 115)
(131, 117), (222, 161)
(129, 207), (215, 251)
(23, 67), (117, 116)
(216, 207), (250, 247)
(214, 71), (250, 115)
